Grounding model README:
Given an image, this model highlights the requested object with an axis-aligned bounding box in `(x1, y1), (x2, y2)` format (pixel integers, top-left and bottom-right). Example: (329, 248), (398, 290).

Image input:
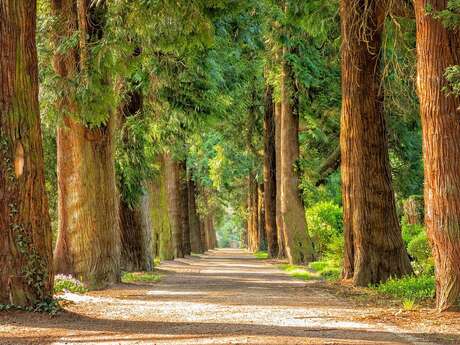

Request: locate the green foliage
(373, 275), (435, 302)
(121, 272), (161, 283)
(254, 251), (268, 259)
(0, 298), (61, 316)
(54, 275), (88, 294)
(278, 264), (317, 281)
(307, 201), (343, 258)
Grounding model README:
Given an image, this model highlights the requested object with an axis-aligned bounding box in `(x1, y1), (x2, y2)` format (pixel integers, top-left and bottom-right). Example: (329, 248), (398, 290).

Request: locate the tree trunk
(280, 47), (314, 265)
(164, 154), (184, 258)
(0, 0), (53, 306)
(415, 0), (460, 311)
(248, 175), (259, 252)
(264, 85), (279, 258)
(149, 159), (174, 261)
(275, 102), (286, 258)
(119, 198), (153, 272)
(200, 217), (208, 252)
(258, 184), (267, 251)
(178, 161), (191, 256)
(188, 179), (204, 253)
(51, 0), (120, 289)
(340, 0), (412, 286)
(118, 87), (152, 272)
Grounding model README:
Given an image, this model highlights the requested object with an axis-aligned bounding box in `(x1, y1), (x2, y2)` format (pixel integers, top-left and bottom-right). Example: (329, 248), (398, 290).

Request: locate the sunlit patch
(14, 141), (24, 177)
(146, 290), (204, 296)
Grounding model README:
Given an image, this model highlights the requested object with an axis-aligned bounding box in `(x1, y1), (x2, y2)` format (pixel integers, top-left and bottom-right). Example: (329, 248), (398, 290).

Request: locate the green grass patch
(372, 274), (435, 302)
(54, 274), (88, 294)
(278, 264), (318, 281)
(254, 251), (269, 259)
(122, 272), (161, 283)
(307, 260), (341, 281)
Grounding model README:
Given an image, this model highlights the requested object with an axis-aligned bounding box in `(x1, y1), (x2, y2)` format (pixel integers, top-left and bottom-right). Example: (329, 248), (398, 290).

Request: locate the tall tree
(415, 0), (460, 311)
(263, 85), (279, 257)
(0, 0), (53, 306)
(188, 178), (204, 253)
(52, 0), (120, 288)
(274, 102), (286, 258)
(164, 154), (184, 258)
(280, 44), (315, 264)
(340, 0), (412, 285)
(179, 161), (192, 256)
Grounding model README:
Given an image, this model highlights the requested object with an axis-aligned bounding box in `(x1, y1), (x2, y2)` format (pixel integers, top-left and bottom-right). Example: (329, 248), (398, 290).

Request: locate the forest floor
(1, 248), (459, 345)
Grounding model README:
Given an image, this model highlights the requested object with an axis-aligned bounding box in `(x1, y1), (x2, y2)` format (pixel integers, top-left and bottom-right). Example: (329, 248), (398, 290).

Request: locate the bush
(54, 275), (88, 294)
(373, 275), (435, 302)
(121, 272), (161, 283)
(307, 201), (343, 258)
(401, 222), (424, 246)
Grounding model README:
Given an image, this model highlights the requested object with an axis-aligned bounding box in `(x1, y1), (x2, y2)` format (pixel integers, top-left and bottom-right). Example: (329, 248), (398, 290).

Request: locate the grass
(372, 274), (435, 302)
(278, 264), (318, 281)
(121, 272), (162, 283)
(253, 251), (269, 259)
(308, 261), (341, 281)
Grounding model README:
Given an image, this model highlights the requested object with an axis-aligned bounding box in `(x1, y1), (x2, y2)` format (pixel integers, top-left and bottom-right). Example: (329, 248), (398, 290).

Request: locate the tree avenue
(1, 0), (460, 316)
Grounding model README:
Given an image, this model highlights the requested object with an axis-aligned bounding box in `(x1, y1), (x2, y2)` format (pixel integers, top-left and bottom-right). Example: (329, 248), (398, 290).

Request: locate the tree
(0, 0), (53, 306)
(340, 0), (412, 285)
(414, 0), (460, 311)
(280, 43), (315, 265)
(188, 178), (204, 253)
(274, 102), (286, 258)
(179, 161), (192, 256)
(164, 154), (184, 258)
(263, 85), (279, 257)
(51, 0), (121, 288)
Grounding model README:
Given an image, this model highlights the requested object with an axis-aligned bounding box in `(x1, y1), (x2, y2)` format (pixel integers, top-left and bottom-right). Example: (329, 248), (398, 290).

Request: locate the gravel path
(0, 249), (443, 344)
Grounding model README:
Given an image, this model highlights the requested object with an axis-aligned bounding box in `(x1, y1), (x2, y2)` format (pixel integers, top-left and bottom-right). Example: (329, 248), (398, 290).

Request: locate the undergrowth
(122, 272), (161, 283)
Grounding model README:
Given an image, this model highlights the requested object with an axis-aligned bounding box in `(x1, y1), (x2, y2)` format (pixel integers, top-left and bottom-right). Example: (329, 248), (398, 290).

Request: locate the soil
(0, 249), (459, 345)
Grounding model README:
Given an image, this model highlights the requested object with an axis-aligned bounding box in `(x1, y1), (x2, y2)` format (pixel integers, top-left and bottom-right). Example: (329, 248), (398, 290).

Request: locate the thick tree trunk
(264, 85), (279, 257)
(0, 0), (53, 306)
(200, 218), (208, 252)
(118, 87), (152, 272)
(275, 102), (286, 258)
(149, 160), (174, 260)
(54, 116), (120, 288)
(178, 161), (191, 256)
(415, 0), (460, 311)
(164, 154), (184, 258)
(119, 198), (152, 272)
(188, 179), (204, 253)
(51, 0), (120, 289)
(340, 0), (412, 286)
(280, 47), (314, 265)
(248, 175), (259, 252)
(258, 184), (267, 251)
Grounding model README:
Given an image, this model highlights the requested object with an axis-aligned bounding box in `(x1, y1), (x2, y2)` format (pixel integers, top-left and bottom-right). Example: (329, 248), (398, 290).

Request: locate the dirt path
(0, 249), (453, 344)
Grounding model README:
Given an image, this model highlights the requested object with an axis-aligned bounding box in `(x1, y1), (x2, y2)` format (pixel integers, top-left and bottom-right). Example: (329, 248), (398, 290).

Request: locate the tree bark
(247, 174), (260, 252)
(188, 179), (204, 253)
(280, 47), (315, 265)
(275, 102), (286, 258)
(178, 161), (191, 256)
(415, 0), (460, 311)
(149, 159), (174, 260)
(258, 183), (267, 251)
(340, 0), (412, 286)
(264, 85), (279, 257)
(164, 154), (184, 258)
(0, 0), (54, 306)
(52, 0), (120, 289)
(118, 88), (152, 272)
(119, 198), (153, 272)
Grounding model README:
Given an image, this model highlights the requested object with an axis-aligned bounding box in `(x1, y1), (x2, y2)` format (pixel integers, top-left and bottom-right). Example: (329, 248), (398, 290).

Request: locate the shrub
(401, 222), (424, 246)
(307, 201), (343, 258)
(373, 275), (435, 302)
(122, 272), (161, 283)
(54, 274), (88, 294)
